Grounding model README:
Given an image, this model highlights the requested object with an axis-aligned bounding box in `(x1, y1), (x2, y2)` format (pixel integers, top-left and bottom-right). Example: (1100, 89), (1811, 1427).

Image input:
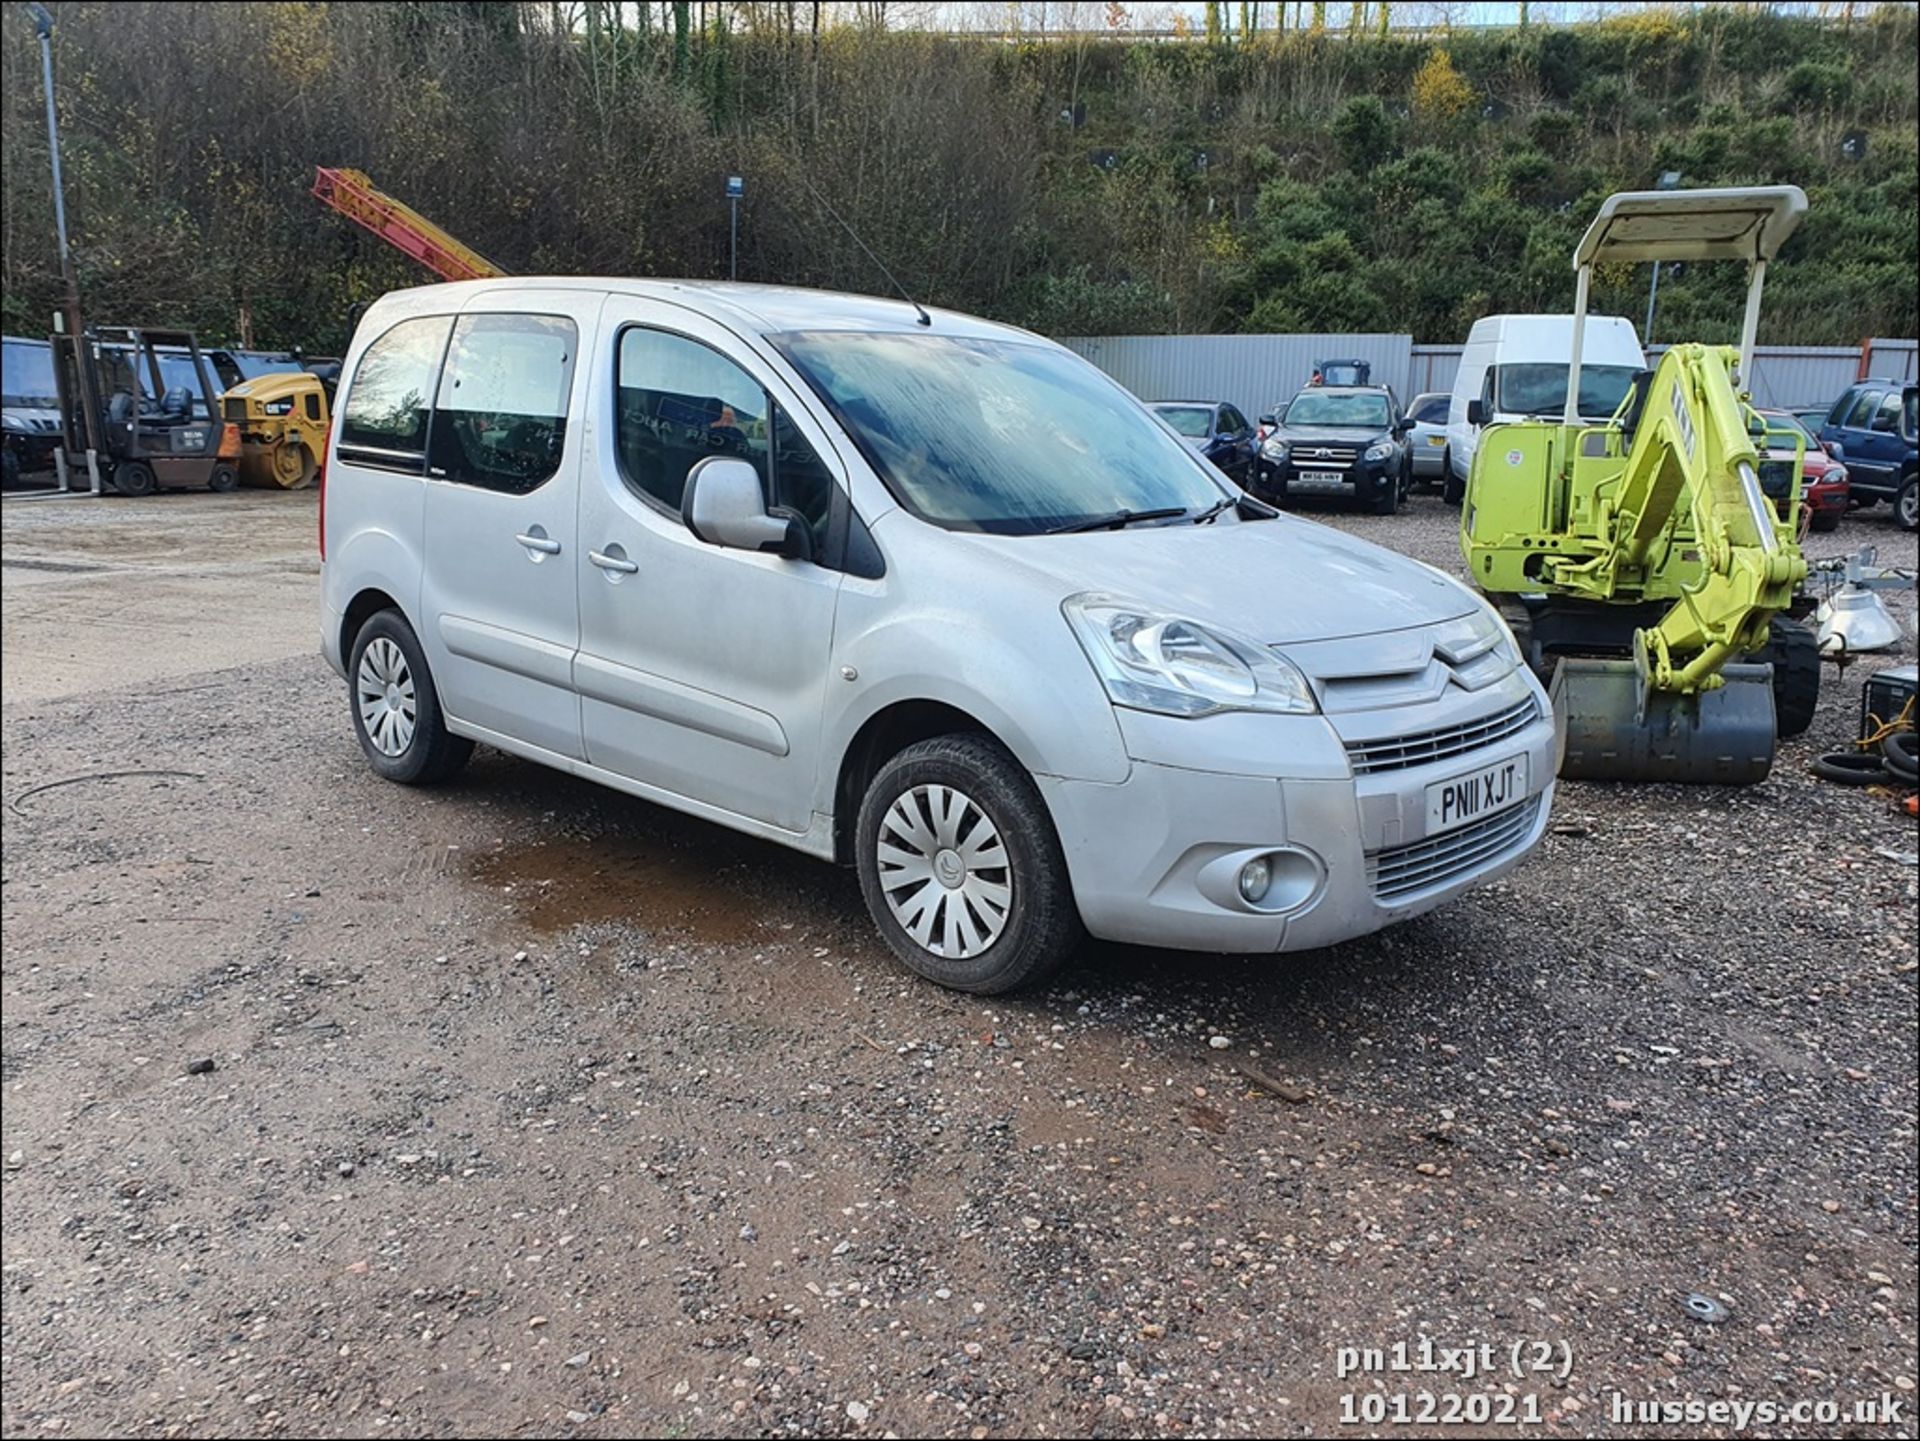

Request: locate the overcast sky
(884, 2), (1877, 31)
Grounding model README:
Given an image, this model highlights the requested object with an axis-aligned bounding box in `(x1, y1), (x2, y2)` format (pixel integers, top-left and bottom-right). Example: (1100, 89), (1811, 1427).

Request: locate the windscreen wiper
(1048, 506), (1190, 534)
(1190, 496), (1234, 524)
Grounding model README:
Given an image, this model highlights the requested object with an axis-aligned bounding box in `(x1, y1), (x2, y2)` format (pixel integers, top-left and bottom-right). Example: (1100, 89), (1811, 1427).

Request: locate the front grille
(1291, 445), (1359, 468)
(1757, 458), (1795, 499)
(1346, 697), (1539, 776)
(1368, 796), (1542, 902)
(223, 397), (248, 422)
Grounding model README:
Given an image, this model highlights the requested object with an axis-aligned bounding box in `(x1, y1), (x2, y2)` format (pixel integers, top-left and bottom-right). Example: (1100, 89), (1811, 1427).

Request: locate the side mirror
(1258, 414), (1276, 428)
(1467, 398), (1488, 428)
(683, 457), (806, 559)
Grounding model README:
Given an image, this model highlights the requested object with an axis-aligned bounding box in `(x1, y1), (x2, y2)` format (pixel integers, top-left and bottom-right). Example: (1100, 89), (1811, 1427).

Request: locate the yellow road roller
(222, 370), (330, 489)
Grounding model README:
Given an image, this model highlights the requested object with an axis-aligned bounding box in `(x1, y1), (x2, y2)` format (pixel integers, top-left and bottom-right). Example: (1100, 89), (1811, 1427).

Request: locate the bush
(1781, 61), (1851, 113)
(1412, 49), (1476, 123)
(1331, 95), (1399, 173)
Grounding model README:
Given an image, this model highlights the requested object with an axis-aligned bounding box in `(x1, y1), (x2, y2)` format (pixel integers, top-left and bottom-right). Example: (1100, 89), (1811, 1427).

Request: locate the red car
(1759, 409), (1848, 533)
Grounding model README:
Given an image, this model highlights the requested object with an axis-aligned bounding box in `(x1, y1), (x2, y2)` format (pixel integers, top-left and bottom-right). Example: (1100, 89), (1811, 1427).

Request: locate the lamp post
(726, 175), (744, 281)
(1643, 169), (1683, 348)
(27, 1), (100, 494)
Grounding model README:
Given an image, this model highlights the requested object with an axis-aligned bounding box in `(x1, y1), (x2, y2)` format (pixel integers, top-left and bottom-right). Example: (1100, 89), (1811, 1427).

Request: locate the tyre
(1753, 616), (1819, 740)
(1, 447), (18, 491)
(347, 610), (474, 785)
(855, 733), (1083, 994)
(208, 463), (239, 493)
(1809, 508), (1841, 533)
(113, 460), (157, 497)
(1370, 477), (1400, 515)
(1896, 476), (1918, 532)
(1442, 470), (1464, 506)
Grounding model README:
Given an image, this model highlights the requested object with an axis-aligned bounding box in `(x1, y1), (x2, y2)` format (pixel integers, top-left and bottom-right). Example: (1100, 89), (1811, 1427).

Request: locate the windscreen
(1154, 405), (1213, 438)
(1284, 392), (1390, 428)
(230, 352), (306, 381)
(3, 339), (59, 408)
(773, 331), (1224, 535)
(1495, 363), (1639, 420)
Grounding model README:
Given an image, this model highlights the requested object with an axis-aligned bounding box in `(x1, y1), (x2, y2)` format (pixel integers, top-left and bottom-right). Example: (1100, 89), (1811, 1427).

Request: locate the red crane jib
(311, 167), (505, 284)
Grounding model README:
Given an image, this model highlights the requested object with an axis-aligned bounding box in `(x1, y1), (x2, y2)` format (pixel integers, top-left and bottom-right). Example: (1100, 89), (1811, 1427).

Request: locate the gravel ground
(2, 491), (1916, 1439)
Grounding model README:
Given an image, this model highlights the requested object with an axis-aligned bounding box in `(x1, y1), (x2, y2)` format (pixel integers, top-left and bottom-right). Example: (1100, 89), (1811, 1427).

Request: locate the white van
(320, 279), (1556, 993)
(1444, 314), (1645, 501)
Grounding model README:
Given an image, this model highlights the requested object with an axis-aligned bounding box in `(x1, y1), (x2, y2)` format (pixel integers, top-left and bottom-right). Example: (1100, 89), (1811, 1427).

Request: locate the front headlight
(1828, 466), (1848, 486)
(1263, 437), (1289, 461)
(1063, 594), (1319, 717)
(1364, 440), (1395, 462)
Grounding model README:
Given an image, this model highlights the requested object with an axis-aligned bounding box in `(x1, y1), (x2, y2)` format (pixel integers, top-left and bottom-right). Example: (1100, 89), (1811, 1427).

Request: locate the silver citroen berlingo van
(321, 280), (1554, 992)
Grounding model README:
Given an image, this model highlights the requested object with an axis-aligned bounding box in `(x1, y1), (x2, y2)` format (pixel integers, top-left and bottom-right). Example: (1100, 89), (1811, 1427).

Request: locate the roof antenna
(795, 171), (931, 327)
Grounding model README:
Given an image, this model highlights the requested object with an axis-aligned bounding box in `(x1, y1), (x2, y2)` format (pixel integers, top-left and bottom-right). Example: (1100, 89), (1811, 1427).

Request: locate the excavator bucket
(1550, 659), (1776, 784)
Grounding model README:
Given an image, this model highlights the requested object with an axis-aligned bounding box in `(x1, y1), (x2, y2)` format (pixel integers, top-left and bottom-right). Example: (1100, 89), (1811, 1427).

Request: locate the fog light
(1237, 857), (1272, 904)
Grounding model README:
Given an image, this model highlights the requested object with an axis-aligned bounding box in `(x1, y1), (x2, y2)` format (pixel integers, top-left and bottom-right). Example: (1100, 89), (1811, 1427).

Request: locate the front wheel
(208, 463), (238, 493)
(1442, 469), (1465, 506)
(855, 734), (1082, 994)
(114, 460), (157, 497)
(347, 610), (474, 785)
(1370, 478), (1400, 515)
(1897, 477), (1918, 532)
(1809, 508), (1842, 533)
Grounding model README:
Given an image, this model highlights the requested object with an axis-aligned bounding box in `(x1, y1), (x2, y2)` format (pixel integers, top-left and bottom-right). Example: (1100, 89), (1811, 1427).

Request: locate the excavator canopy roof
(1573, 185), (1807, 269)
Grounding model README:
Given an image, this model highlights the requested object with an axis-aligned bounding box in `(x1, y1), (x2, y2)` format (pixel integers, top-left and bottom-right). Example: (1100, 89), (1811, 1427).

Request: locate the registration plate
(1297, 470), (1345, 486)
(1427, 434), (1447, 445)
(1425, 753), (1529, 835)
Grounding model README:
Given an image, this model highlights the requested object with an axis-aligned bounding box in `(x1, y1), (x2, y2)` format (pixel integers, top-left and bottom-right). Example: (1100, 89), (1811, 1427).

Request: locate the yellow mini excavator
(1461, 185), (1819, 784)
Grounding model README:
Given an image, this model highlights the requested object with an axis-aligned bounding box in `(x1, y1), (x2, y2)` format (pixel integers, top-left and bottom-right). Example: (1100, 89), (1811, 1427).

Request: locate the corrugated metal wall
(1370, 340), (1917, 410)
(1865, 338), (1918, 384)
(1057, 334), (1414, 422)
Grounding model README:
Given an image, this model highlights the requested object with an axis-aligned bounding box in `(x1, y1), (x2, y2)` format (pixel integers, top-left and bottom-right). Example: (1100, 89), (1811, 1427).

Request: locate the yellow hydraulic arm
(1543, 342), (1806, 695)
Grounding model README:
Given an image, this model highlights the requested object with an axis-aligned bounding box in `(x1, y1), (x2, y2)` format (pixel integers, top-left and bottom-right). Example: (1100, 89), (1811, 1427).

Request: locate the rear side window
(427, 314), (578, 494)
(1870, 392), (1902, 433)
(1220, 405), (1248, 434)
(338, 316), (452, 462)
(1844, 389), (1883, 429)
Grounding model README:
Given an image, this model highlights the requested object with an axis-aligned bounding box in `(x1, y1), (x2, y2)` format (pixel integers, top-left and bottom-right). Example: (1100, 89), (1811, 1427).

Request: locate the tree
(1412, 48), (1475, 121)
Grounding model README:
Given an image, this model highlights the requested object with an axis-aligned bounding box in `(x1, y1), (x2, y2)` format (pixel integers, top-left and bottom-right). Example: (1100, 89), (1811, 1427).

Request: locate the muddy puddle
(470, 832), (813, 945)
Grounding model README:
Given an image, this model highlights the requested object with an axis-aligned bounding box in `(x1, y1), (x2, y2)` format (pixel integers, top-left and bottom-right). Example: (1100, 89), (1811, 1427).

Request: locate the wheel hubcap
(877, 784), (1012, 959)
(356, 637), (417, 757)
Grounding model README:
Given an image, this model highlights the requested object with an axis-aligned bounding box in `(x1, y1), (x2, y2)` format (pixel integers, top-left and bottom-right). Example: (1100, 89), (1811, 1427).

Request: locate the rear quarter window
(338, 316), (454, 459)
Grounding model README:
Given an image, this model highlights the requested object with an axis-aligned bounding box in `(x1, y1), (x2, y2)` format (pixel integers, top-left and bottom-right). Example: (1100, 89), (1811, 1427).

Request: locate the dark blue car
(1819, 378), (1917, 531)
(1151, 400), (1256, 488)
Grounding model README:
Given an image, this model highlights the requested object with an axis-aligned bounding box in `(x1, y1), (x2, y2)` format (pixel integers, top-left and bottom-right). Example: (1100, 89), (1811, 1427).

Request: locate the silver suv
(320, 279), (1556, 992)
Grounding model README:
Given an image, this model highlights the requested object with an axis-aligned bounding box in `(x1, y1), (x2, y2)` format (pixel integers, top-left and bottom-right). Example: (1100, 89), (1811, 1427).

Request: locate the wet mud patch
(471, 830), (816, 945)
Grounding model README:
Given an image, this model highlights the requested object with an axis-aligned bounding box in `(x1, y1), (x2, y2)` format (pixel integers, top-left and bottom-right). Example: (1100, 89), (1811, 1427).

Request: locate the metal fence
(1062, 333), (1919, 416)
(1055, 333), (1412, 425)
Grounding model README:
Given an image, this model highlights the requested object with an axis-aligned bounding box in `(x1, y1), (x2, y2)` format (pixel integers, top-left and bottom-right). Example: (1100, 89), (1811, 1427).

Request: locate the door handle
(589, 547), (640, 574)
(515, 531), (562, 555)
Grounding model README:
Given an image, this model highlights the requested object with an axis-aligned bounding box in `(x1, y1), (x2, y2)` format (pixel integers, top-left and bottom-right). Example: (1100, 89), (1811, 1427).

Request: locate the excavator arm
(1542, 342), (1806, 695)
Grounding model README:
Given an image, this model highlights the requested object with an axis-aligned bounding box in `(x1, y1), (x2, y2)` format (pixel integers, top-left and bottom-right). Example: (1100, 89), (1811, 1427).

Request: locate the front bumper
(1266, 456), (1398, 499)
(1803, 482), (1848, 518)
(1036, 689), (1558, 954)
